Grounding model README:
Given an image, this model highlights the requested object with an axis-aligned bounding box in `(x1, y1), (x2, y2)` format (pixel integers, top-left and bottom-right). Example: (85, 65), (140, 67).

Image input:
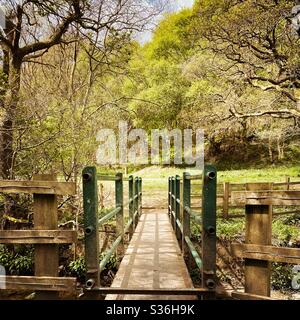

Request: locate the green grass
(130, 165), (300, 192)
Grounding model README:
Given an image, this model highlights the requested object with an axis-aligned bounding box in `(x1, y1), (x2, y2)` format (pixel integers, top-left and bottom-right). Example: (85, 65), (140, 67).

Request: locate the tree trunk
(0, 56), (22, 179)
(268, 135), (273, 163)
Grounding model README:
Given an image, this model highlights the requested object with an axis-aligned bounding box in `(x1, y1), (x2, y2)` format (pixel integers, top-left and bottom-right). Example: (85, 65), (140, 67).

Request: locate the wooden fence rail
(190, 178), (300, 219)
(229, 183), (300, 300)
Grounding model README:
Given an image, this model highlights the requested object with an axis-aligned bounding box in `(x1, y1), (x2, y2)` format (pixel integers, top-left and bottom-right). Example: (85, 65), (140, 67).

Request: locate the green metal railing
(168, 164), (217, 292)
(82, 167), (142, 289)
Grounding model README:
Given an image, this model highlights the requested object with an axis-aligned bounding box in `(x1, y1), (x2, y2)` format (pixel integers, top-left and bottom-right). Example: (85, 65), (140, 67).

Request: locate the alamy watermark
(96, 121), (204, 169)
(292, 5), (300, 34)
(292, 265), (300, 290)
(0, 264), (6, 289)
(0, 6), (5, 29)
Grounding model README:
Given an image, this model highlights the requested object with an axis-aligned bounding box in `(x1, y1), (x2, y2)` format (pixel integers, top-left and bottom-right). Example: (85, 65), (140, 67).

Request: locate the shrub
(0, 245), (34, 275)
(272, 263), (294, 291)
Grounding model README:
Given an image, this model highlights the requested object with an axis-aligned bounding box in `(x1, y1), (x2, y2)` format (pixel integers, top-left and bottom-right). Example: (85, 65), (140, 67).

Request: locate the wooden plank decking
(106, 209), (196, 300)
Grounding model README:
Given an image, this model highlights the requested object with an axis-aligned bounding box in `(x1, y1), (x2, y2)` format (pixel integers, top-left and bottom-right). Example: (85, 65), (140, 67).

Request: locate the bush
(272, 263), (294, 291)
(0, 245), (33, 275)
(217, 219), (245, 239)
(67, 251), (118, 281)
(68, 256), (86, 280)
(272, 220), (300, 243)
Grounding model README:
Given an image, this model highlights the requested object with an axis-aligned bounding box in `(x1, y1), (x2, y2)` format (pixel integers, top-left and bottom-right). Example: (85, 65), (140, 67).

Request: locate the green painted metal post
(168, 177), (171, 219)
(175, 175), (181, 246)
(201, 165), (217, 295)
(182, 172), (191, 267)
(134, 177), (139, 226)
(128, 175), (134, 239)
(83, 166), (100, 288)
(139, 177), (142, 217)
(116, 173), (124, 256)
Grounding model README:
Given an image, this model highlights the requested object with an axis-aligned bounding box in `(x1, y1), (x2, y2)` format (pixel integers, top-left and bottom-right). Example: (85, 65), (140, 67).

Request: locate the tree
(195, 0), (300, 121)
(0, 0), (164, 179)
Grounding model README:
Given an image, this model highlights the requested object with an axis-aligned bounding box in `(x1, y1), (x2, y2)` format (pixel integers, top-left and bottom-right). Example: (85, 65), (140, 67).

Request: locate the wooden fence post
(202, 165), (217, 295)
(83, 167), (100, 289)
(223, 182), (229, 219)
(182, 172), (191, 268)
(116, 173), (124, 256)
(244, 183), (272, 297)
(33, 174), (59, 300)
(99, 183), (104, 209)
(128, 176), (134, 239)
(286, 176), (290, 190)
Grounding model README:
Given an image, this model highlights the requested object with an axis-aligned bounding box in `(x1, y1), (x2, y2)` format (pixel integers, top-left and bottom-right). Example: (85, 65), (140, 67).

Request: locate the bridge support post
(175, 175), (181, 247)
(168, 177), (171, 219)
(83, 167), (100, 289)
(116, 173), (124, 257)
(139, 177), (142, 217)
(202, 165), (217, 297)
(182, 172), (191, 269)
(134, 177), (139, 226)
(171, 177), (176, 231)
(128, 175), (134, 239)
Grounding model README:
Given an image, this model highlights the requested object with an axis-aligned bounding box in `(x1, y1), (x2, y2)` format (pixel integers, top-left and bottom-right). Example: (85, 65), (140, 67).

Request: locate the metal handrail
(98, 207), (121, 226)
(83, 168), (143, 284)
(168, 166), (217, 292)
(184, 236), (202, 269)
(100, 234), (122, 271)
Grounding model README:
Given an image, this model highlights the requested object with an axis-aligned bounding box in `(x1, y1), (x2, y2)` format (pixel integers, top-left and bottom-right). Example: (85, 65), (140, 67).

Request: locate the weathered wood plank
(106, 210), (197, 300)
(244, 183), (272, 297)
(231, 291), (275, 300)
(231, 190), (300, 206)
(223, 182), (229, 219)
(231, 243), (300, 264)
(0, 230), (77, 244)
(0, 180), (76, 195)
(33, 174), (59, 300)
(0, 276), (76, 292)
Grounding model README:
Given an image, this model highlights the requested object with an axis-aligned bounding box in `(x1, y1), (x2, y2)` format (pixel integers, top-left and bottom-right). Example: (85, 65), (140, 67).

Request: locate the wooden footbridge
(83, 165), (217, 300)
(1, 165), (300, 300)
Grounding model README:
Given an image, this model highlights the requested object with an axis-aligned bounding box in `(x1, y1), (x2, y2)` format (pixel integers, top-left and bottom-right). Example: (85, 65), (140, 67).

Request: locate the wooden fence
(229, 183), (300, 300)
(190, 177), (300, 219)
(0, 175), (77, 299)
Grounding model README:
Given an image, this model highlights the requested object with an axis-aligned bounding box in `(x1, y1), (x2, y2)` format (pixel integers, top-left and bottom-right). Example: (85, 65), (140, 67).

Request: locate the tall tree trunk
(0, 55), (22, 179)
(268, 135), (273, 163)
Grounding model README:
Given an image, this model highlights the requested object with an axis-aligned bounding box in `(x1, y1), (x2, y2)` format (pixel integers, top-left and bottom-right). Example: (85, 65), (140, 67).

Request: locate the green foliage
(0, 245), (33, 275)
(68, 251), (118, 280)
(272, 219), (300, 243)
(272, 263), (294, 291)
(217, 219), (245, 238)
(145, 9), (195, 61)
(68, 256), (86, 279)
(190, 221), (201, 241)
(100, 252), (118, 271)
